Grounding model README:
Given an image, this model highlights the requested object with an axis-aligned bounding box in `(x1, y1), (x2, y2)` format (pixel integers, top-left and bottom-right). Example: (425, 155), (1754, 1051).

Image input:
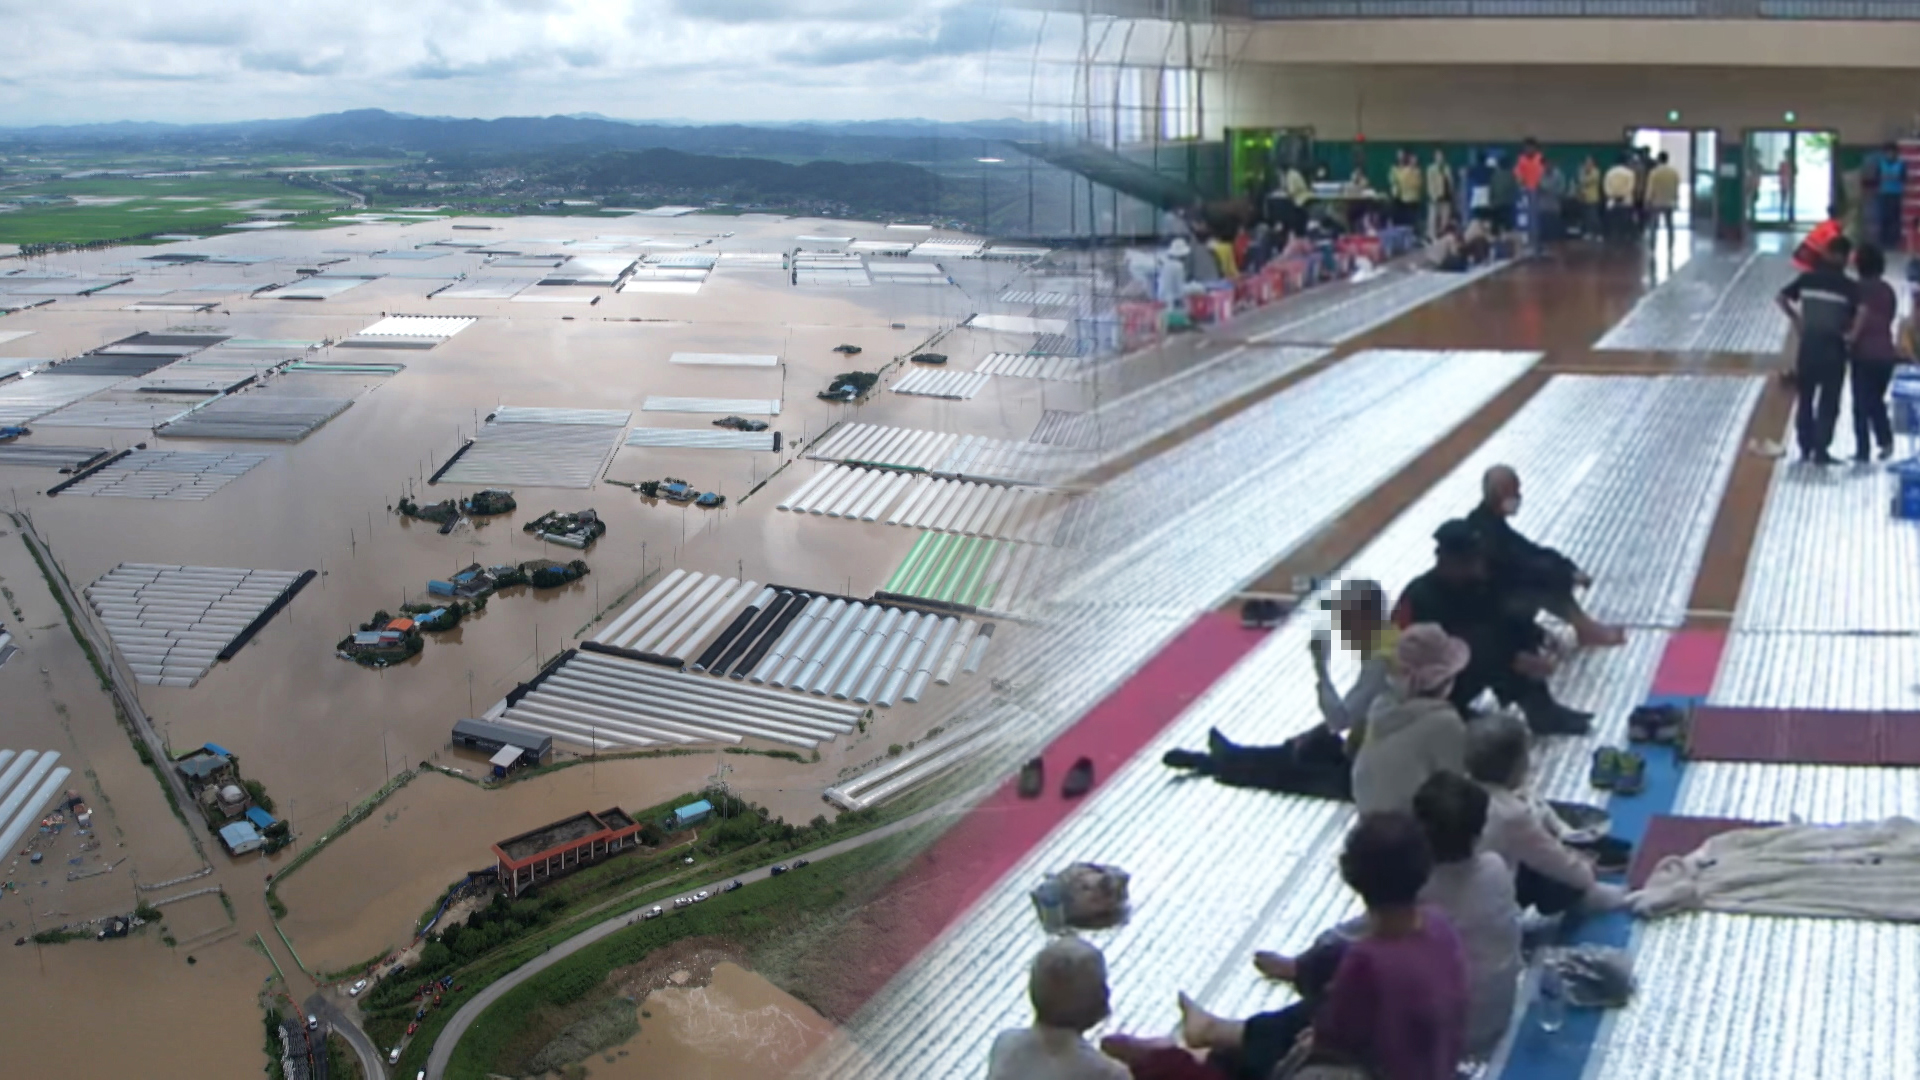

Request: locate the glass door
(1692, 130), (1718, 234)
(1747, 130), (1835, 227)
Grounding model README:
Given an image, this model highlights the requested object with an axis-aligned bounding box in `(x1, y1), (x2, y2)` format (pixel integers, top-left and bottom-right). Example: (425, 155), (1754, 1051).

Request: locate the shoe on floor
(1527, 702), (1594, 737)
(1062, 756), (1095, 798)
(1627, 704), (1682, 743)
(1611, 749), (1648, 796)
(1161, 749), (1213, 774)
(1017, 757), (1044, 799)
(1589, 747), (1621, 790)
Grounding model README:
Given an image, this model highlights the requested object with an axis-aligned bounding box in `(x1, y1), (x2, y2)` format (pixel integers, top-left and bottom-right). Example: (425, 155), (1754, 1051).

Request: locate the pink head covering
(1396, 623), (1471, 694)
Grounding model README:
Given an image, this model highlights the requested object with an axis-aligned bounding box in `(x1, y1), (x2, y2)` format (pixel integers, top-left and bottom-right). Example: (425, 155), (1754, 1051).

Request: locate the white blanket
(1635, 818), (1920, 921)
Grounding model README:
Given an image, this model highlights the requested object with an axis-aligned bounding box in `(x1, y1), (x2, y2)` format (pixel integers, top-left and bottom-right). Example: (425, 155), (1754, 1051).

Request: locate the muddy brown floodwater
(589, 962), (838, 1080)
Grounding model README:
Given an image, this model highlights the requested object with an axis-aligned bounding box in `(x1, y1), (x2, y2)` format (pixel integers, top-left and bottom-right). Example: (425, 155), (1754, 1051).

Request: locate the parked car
(641, 905), (664, 920)
(792, 859), (811, 869)
(769, 864), (787, 876)
(673, 896), (692, 908)
(349, 979), (368, 997)
(389, 1048), (402, 1065)
(683, 856), (695, 865)
(833, 344), (862, 354)
(694, 890), (710, 902)
(306, 1015), (319, 1031)
(724, 880), (744, 893)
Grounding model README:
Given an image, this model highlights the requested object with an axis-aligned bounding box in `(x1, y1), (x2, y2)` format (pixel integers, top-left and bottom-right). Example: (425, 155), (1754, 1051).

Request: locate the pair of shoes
(1525, 701), (1594, 736)
(1566, 834), (1633, 874)
(1880, 445), (1898, 462)
(1016, 756), (1098, 798)
(1589, 747), (1647, 795)
(1807, 450), (1840, 466)
(1239, 598), (1288, 629)
(1626, 704), (1687, 744)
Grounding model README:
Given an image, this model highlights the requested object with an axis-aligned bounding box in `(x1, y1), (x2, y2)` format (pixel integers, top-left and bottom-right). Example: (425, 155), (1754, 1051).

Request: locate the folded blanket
(1636, 818), (1920, 921)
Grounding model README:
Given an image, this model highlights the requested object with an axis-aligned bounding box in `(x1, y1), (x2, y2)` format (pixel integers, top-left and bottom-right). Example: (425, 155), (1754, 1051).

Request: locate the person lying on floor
(1466, 465), (1626, 648)
(1162, 581), (1398, 799)
(1101, 811), (1469, 1080)
(1465, 711), (1631, 917)
(988, 935), (1130, 1080)
(1394, 520), (1593, 736)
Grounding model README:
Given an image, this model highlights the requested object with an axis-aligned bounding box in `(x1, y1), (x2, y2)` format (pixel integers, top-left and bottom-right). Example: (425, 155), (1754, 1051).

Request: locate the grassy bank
(440, 823), (937, 1079)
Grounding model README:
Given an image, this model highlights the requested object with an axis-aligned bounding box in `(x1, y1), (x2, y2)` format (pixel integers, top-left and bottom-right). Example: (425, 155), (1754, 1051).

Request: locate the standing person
(1427, 149), (1455, 239)
(1877, 142), (1908, 250)
(1848, 243), (1901, 462)
(1602, 154), (1637, 242)
(1392, 150), (1425, 234)
(1488, 154), (1520, 238)
(1646, 152), (1682, 241)
(1793, 205), (1845, 272)
(1576, 156), (1603, 239)
(1540, 159), (1568, 243)
(1777, 235), (1860, 466)
(1514, 139), (1546, 251)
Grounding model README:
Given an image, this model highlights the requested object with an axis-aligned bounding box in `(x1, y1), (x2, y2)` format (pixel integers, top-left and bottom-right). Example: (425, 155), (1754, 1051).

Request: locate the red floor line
(839, 611), (1268, 1013)
(1649, 628), (1727, 701)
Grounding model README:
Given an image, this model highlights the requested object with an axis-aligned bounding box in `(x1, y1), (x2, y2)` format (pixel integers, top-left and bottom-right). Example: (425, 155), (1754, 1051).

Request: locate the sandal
(1017, 757), (1044, 799)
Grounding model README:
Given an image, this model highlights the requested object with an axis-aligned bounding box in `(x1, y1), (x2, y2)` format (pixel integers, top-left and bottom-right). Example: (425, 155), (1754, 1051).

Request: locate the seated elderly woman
(1466, 711), (1630, 917)
(1101, 812), (1469, 1080)
(988, 935), (1130, 1080)
(1350, 623), (1471, 815)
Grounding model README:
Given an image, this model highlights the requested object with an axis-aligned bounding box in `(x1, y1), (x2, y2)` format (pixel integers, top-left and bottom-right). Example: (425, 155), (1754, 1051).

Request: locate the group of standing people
(1777, 228), (1910, 465)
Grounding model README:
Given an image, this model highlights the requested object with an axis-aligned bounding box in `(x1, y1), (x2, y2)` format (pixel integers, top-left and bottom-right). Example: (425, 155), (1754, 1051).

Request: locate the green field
(0, 174), (357, 246)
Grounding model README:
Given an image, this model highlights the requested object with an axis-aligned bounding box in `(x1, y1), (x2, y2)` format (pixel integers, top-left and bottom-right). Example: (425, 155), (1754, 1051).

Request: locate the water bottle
(1537, 963), (1567, 1033)
(1033, 879), (1066, 933)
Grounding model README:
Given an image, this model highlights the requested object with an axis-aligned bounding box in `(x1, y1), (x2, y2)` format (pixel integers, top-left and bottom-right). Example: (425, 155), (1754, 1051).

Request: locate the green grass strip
(884, 531), (936, 593)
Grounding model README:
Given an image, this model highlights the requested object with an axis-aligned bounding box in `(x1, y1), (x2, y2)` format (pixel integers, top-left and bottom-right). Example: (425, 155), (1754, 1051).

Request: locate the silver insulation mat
(59, 449), (270, 500)
(824, 349), (1544, 813)
(1061, 345), (1329, 464)
(976, 351), (1098, 382)
(87, 564), (302, 686)
(1594, 249), (1797, 355)
(806, 423), (1096, 485)
(1249, 262), (1512, 346)
(1734, 397), (1919, 631)
(817, 373), (1752, 1077)
(892, 369), (990, 400)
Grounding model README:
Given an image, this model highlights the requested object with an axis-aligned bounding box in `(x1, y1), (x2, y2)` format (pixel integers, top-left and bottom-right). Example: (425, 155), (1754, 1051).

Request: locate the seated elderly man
(1162, 580), (1397, 799)
(1466, 465), (1626, 648)
(1394, 520), (1593, 736)
(988, 936), (1129, 1080)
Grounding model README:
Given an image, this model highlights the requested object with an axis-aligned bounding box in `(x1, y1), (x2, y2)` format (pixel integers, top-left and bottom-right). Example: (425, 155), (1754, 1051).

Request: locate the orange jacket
(1793, 219), (1843, 271)
(1515, 151), (1546, 193)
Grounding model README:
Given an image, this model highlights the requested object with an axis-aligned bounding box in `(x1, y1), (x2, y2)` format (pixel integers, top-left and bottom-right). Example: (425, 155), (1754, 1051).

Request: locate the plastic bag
(1030, 862), (1130, 930)
(1543, 944), (1635, 1009)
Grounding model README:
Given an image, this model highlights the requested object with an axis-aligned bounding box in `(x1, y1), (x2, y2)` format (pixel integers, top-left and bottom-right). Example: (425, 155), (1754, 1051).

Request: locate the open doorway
(1747, 129), (1834, 228)
(1628, 128), (1717, 233)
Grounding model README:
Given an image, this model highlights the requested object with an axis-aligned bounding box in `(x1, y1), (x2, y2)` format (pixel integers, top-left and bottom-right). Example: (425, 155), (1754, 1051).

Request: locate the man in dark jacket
(1393, 520), (1592, 735)
(1465, 465), (1626, 648)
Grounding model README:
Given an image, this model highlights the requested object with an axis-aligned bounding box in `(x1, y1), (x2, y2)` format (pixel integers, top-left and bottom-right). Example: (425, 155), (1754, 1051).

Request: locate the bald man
(1466, 465), (1625, 648)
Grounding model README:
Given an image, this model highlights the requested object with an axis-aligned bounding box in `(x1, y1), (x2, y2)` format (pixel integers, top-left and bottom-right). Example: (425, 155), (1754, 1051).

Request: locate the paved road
(308, 992), (386, 1080)
(425, 794), (971, 1079)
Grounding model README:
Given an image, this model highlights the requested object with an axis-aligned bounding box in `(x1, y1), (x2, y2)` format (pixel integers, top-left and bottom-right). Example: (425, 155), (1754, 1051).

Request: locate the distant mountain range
(0, 109), (1049, 163)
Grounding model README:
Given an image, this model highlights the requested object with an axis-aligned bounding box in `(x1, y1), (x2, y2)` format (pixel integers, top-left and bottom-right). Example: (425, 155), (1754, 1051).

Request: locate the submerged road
(424, 792), (972, 1079)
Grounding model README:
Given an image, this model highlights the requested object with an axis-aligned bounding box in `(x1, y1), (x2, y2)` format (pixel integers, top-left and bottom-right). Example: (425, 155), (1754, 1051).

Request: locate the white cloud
(0, 0), (1032, 126)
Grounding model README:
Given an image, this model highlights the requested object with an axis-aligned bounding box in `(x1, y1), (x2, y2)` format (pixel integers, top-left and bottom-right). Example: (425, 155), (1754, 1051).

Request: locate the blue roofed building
(218, 821), (263, 856)
(244, 806), (277, 831)
(670, 799), (713, 830)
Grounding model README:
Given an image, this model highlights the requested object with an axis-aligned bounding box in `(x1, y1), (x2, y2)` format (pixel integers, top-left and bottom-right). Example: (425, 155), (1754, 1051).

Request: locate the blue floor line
(1497, 693), (1694, 1080)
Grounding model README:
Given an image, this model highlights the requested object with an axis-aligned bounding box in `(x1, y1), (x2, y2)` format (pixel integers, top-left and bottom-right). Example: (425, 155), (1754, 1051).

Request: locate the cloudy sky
(0, 0), (1040, 126)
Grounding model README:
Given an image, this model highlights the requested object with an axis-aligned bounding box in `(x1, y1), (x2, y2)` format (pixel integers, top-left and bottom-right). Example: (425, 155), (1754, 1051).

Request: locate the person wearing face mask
(1466, 465), (1626, 649)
